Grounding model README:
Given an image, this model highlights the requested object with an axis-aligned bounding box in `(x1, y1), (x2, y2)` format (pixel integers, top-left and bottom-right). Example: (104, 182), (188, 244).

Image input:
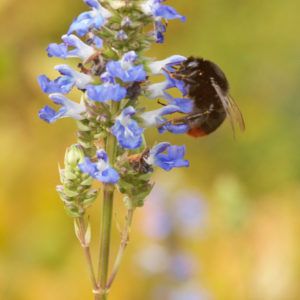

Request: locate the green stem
(98, 183), (114, 293)
(97, 101), (119, 299)
(106, 208), (134, 289)
(77, 218), (100, 298)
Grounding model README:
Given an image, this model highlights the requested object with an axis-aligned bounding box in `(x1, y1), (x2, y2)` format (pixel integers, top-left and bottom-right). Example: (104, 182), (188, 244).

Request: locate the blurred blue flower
(111, 106), (144, 149)
(174, 193), (206, 237)
(39, 93), (85, 123)
(145, 143), (189, 171)
(106, 51), (146, 82)
(86, 72), (127, 102)
(169, 254), (196, 281)
(169, 287), (209, 300)
(142, 187), (174, 239)
(38, 65), (93, 94)
(78, 149), (119, 183)
(68, 0), (112, 36)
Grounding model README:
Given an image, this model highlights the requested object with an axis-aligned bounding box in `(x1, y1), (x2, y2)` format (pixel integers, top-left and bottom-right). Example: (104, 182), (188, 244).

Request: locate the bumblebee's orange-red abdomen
(187, 128), (207, 138)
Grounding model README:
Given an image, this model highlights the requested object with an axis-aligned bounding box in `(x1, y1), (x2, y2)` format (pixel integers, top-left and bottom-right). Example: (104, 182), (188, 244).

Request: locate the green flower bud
(64, 145), (85, 167)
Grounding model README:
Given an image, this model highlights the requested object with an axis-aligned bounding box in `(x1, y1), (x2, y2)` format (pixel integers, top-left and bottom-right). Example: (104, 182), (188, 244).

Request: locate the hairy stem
(77, 218), (99, 295)
(107, 208), (134, 289)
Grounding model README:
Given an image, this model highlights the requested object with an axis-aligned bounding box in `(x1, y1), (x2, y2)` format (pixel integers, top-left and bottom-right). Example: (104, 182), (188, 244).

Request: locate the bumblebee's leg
(157, 99), (167, 106)
(157, 111), (211, 130)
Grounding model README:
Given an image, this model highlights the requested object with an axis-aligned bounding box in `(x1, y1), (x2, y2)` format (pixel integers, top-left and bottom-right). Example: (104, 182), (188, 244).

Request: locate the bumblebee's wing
(211, 79), (245, 135)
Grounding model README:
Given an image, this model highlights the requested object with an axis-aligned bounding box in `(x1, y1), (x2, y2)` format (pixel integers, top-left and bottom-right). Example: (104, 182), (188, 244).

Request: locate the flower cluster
(136, 186), (210, 300)
(38, 0), (192, 205)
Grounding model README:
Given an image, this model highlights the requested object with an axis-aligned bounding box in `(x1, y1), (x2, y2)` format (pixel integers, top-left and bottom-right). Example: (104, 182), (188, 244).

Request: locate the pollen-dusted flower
(111, 106), (144, 149)
(86, 72), (127, 102)
(38, 65), (93, 94)
(39, 93), (85, 123)
(145, 142), (189, 171)
(78, 150), (120, 183)
(106, 51), (146, 82)
(68, 0), (112, 36)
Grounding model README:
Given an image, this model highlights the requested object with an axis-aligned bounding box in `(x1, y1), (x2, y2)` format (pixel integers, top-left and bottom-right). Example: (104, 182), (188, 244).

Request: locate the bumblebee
(160, 57), (245, 137)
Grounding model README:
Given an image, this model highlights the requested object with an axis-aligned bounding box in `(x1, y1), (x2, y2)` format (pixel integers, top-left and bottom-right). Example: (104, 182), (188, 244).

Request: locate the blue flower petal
(78, 150), (120, 184)
(38, 74), (74, 94)
(154, 5), (186, 22)
(95, 166), (120, 183)
(78, 157), (98, 174)
(67, 0), (111, 36)
(106, 61), (146, 82)
(111, 106), (144, 149)
(154, 145), (189, 171)
(46, 43), (68, 59)
(86, 83), (127, 102)
(39, 105), (59, 123)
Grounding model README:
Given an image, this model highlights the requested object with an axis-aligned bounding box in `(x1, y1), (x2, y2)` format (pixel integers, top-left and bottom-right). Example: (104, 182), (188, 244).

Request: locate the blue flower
(46, 35), (97, 62)
(111, 106), (144, 149)
(78, 150), (120, 183)
(38, 75), (74, 94)
(39, 93), (85, 123)
(147, 75), (188, 99)
(154, 2), (186, 22)
(46, 43), (68, 58)
(162, 92), (193, 113)
(154, 20), (166, 43)
(145, 143), (189, 171)
(140, 104), (190, 134)
(148, 55), (186, 75)
(141, 0), (185, 42)
(68, 0), (112, 36)
(91, 35), (103, 48)
(38, 65), (93, 94)
(115, 30), (128, 40)
(106, 51), (146, 82)
(121, 17), (132, 27)
(62, 34), (97, 62)
(86, 72), (127, 102)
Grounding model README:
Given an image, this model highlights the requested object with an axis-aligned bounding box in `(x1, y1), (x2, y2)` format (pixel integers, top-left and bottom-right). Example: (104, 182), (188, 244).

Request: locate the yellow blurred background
(1, 0), (300, 299)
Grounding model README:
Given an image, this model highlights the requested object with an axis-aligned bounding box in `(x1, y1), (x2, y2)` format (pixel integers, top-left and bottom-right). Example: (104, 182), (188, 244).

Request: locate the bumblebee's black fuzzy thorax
(172, 57), (228, 111)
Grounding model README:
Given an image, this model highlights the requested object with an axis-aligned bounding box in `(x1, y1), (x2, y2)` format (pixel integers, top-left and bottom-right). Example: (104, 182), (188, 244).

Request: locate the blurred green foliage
(0, 0), (300, 299)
